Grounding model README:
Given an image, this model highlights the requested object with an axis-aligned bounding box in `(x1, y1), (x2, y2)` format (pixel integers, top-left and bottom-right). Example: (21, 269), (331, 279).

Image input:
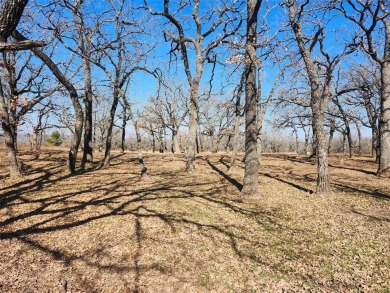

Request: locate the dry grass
(0, 149), (389, 292)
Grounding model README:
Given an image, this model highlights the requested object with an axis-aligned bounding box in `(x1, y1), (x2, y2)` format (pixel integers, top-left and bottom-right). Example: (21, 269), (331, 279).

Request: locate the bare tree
(144, 0), (242, 172)
(228, 72), (245, 171)
(12, 31), (84, 174)
(285, 0), (355, 194)
(46, 0), (103, 168)
(338, 0), (390, 176)
(0, 48), (54, 176)
(145, 82), (188, 154)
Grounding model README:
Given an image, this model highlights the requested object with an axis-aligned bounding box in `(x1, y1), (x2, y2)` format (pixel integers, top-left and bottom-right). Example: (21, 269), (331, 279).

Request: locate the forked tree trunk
(377, 63), (390, 176)
(241, 0), (261, 197)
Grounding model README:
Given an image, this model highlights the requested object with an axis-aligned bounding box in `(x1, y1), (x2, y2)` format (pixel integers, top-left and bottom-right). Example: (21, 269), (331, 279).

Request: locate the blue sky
(11, 0), (381, 141)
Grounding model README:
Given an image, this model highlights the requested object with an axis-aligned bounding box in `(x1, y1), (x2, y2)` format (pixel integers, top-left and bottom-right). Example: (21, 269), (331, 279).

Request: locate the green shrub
(47, 131), (62, 146)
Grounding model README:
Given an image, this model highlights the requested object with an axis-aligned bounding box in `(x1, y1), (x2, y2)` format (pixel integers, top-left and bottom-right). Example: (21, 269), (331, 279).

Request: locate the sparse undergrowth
(0, 149), (389, 292)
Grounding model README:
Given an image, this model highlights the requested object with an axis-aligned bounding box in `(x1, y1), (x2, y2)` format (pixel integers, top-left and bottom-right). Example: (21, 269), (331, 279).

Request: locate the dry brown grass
(0, 149), (389, 292)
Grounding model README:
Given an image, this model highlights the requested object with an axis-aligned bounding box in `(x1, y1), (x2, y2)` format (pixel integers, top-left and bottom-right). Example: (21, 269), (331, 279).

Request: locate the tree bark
(172, 127), (180, 153)
(186, 82), (200, 172)
(102, 89), (120, 168)
(312, 103), (330, 193)
(121, 107), (127, 154)
(286, 1), (331, 194)
(0, 0), (29, 42)
(0, 81), (21, 177)
(377, 62), (390, 176)
(293, 124), (299, 153)
(328, 120), (336, 154)
(229, 73), (244, 171)
(81, 57), (93, 167)
(241, 0), (261, 197)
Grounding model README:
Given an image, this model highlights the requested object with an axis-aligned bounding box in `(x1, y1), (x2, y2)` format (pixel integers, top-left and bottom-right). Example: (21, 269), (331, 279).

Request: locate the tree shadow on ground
(259, 171), (314, 194)
(205, 158), (242, 191)
(333, 182), (390, 200)
(0, 153), (328, 291)
(1, 152), (388, 291)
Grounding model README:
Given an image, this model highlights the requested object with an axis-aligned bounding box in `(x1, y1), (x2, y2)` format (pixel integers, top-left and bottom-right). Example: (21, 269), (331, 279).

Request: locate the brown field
(0, 149), (389, 292)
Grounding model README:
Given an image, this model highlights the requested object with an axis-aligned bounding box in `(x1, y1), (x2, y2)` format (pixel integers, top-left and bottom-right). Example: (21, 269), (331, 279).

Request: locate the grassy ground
(0, 149), (389, 292)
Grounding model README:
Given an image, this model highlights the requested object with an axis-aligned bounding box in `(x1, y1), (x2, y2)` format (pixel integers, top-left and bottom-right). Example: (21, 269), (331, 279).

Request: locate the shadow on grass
(350, 207), (390, 222)
(333, 182), (390, 200)
(259, 171), (314, 194)
(328, 163), (377, 176)
(1, 151), (388, 291)
(205, 158), (242, 191)
(0, 152), (318, 290)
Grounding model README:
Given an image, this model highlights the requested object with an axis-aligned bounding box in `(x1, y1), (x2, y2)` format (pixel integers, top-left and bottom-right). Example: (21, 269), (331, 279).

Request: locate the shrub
(47, 131), (63, 146)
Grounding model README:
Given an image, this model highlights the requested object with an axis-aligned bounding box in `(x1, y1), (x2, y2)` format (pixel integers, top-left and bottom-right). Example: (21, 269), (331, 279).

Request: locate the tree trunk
(229, 124), (240, 168)
(257, 131), (263, 166)
(1, 121), (21, 177)
(241, 0), (260, 197)
(0, 82), (21, 177)
(328, 122), (335, 154)
(186, 84), (199, 172)
(342, 132), (347, 157)
(304, 128), (309, 154)
(372, 127), (380, 161)
(377, 63), (390, 176)
(81, 58), (93, 168)
(293, 126), (299, 154)
(312, 103), (330, 194)
(345, 121), (353, 158)
(225, 134), (232, 152)
(355, 121), (362, 156)
(196, 130), (202, 154)
(172, 127), (180, 153)
(121, 108), (126, 154)
(134, 121), (147, 178)
(102, 90), (120, 168)
(229, 73), (243, 171)
(159, 128), (164, 153)
(0, 0), (29, 42)
(68, 99), (84, 173)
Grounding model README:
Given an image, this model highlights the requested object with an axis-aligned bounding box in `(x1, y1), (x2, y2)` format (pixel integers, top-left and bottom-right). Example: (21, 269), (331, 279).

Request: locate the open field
(0, 149), (389, 292)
